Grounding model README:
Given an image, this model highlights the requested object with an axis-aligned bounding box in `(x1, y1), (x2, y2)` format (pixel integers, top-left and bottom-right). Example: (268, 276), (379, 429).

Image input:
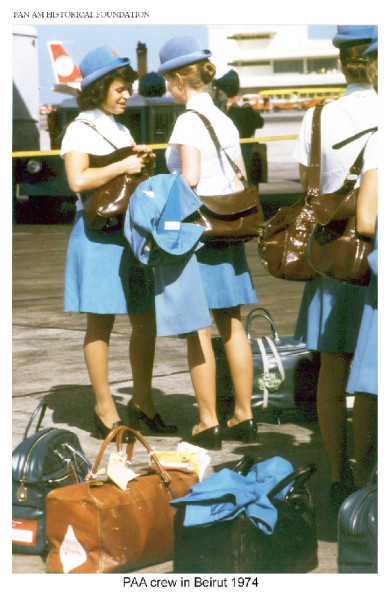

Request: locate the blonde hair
(167, 59), (216, 91)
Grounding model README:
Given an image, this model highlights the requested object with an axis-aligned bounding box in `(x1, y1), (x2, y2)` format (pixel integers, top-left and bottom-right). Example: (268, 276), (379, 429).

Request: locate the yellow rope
(12, 135), (298, 158)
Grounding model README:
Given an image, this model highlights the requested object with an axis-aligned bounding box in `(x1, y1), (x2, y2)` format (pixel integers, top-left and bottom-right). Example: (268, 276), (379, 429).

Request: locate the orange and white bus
(227, 87), (346, 112)
(259, 87), (346, 111)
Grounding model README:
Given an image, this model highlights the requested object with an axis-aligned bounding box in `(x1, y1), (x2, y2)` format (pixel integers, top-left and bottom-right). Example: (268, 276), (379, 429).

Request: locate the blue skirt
(294, 275), (366, 353)
(64, 212), (155, 314)
(196, 241), (257, 309)
(347, 237), (378, 396)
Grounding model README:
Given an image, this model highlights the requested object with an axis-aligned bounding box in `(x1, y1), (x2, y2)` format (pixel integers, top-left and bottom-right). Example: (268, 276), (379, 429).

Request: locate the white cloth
(61, 109), (134, 211)
(166, 92), (241, 195)
(293, 84), (377, 193)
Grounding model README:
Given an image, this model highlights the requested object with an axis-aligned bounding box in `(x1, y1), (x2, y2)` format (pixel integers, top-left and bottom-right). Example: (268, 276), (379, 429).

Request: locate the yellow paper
(151, 451), (199, 477)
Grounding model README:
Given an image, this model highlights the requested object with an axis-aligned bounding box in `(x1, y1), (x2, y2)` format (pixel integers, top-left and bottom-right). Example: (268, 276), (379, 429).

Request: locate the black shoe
(186, 425), (222, 450)
(93, 412), (123, 441)
(329, 481), (357, 513)
(127, 402), (178, 434)
(222, 419), (258, 443)
(232, 455), (257, 475)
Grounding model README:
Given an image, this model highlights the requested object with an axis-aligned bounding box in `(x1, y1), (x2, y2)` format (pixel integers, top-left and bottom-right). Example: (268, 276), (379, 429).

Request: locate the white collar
(343, 83), (376, 96)
(77, 108), (116, 125)
(186, 93), (214, 110)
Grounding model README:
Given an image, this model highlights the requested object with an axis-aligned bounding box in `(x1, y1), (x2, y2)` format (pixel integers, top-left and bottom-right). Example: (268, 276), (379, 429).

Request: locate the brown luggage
(258, 103), (324, 281)
(45, 426), (198, 574)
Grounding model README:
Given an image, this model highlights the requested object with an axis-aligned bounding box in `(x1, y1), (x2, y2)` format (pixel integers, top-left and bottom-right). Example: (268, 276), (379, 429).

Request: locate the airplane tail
(48, 42), (82, 95)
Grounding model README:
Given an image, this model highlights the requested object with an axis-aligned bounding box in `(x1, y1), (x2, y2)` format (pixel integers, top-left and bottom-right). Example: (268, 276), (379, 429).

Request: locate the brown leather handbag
(307, 134), (376, 286)
(45, 426), (198, 574)
(185, 110), (263, 242)
(78, 120), (152, 231)
(258, 103), (324, 280)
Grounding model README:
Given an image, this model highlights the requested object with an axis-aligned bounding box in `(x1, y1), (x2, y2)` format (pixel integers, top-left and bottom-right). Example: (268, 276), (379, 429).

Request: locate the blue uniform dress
(293, 84), (377, 353)
(62, 109), (155, 315)
(166, 93), (257, 310)
(347, 228), (378, 397)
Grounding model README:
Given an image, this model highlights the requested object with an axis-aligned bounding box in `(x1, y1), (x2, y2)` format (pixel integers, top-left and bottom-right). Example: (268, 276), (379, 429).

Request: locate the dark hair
(339, 42), (371, 83)
(77, 65), (138, 110)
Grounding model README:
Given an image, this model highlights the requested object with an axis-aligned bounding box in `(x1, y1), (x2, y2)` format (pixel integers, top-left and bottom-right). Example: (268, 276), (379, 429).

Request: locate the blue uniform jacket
(124, 174), (212, 337)
(170, 456), (294, 534)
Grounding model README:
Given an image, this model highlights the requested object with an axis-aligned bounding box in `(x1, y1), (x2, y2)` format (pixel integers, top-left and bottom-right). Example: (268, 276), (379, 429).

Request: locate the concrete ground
(11, 126), (359, 579)
(12, 222), (348, 576)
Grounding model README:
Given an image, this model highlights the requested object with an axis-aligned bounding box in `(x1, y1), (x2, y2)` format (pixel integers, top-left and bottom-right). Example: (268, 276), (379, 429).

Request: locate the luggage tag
(107, 451), (138, 491)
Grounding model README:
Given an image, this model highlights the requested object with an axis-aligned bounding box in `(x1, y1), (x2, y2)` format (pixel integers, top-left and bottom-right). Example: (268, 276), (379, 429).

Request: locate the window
(273, 60), (304, 74)
(229, 60), (270, 67)
(307, 58), (339, 73)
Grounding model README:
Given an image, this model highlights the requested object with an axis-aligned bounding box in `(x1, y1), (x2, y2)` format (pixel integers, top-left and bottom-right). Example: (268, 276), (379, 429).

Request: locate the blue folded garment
(171, 456), (294, 534)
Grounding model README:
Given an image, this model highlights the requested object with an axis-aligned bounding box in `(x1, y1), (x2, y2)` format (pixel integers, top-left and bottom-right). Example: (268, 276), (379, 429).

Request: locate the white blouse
(61, 109), (134, 210)
(166, 93), (241, 196)
(293, 84), (378, 194)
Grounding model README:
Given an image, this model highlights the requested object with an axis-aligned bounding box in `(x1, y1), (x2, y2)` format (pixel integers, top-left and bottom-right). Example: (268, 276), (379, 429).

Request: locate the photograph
(9, 1), (386, 596)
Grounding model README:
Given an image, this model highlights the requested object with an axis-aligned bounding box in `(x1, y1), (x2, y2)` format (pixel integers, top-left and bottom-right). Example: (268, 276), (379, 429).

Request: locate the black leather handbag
(214, 307), (320, 423)
(12, 401), (91, 555)
(173, 462), (318, 573)
(338, 471), (377, 573)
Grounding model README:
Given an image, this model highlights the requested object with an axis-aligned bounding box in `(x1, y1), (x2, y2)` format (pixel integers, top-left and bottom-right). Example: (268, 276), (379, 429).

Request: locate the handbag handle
(88, 425), (182, 497)
(245, 307), (280, 343)
(306, 103), (324, 197)
(23, 400), (48, 439)
(267, 463), (317, 500)
(185, 109), (250, 189)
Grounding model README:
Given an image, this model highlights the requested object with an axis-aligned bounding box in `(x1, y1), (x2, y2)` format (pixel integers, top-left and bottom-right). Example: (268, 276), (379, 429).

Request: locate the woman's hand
(119, 152), (148, 175)
(133, 144), (155, 159)
(131, 145), (156, 175)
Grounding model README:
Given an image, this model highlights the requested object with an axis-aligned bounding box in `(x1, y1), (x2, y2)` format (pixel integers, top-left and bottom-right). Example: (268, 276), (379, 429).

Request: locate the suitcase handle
(23, 400), (48, 439)
(245, 307), (280, 343)
(88, 425), (179, 493)
(267, 463), (317, 500)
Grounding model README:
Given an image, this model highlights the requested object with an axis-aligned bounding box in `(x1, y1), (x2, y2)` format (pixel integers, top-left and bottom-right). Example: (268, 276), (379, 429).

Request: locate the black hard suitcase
(214, 307), (320, 423)
(173, 463), (318, 574)
(338, 481), (377, 573)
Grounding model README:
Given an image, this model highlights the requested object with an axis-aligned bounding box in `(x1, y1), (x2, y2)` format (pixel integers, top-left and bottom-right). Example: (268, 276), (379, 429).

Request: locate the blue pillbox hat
(332, 25), (375, 48)
(80, 45), (133, 90)
(363, 26), (378, 55)
(158, 35), (212, 75)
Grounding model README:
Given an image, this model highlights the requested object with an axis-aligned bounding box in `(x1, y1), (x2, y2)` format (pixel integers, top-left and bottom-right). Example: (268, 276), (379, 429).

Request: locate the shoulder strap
(185, 109), (249, 188)
(336, 137), (373, 196)
(306, 103), (325, 197)
(332, 127), (378, 150)
(75, 118), (119, 150)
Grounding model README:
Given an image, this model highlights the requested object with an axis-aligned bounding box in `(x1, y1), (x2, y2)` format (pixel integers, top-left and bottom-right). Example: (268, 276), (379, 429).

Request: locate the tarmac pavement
(12, 222), (350, 576)
(12, 128), (352, 577)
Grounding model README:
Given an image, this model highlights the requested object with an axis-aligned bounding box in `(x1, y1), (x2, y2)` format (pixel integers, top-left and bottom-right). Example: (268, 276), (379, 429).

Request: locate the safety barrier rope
(12, 135), (299, 158)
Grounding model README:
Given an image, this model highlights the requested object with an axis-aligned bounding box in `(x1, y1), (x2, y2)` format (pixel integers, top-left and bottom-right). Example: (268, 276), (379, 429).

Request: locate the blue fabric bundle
(124, 174), (212, 336)
(171, 456), (294, 534)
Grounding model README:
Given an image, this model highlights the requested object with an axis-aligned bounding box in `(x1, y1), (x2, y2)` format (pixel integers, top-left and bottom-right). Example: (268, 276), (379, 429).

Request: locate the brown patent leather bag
(185, 110), (263, 242)
(258, 103), (325, 281)
(45, 426), (198, 574)
(78, 120), (153, 231)
(307, 132), (376, 286)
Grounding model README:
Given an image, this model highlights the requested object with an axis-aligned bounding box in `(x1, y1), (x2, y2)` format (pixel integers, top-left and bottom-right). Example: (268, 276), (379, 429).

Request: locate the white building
(207, 25), (345, 93)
